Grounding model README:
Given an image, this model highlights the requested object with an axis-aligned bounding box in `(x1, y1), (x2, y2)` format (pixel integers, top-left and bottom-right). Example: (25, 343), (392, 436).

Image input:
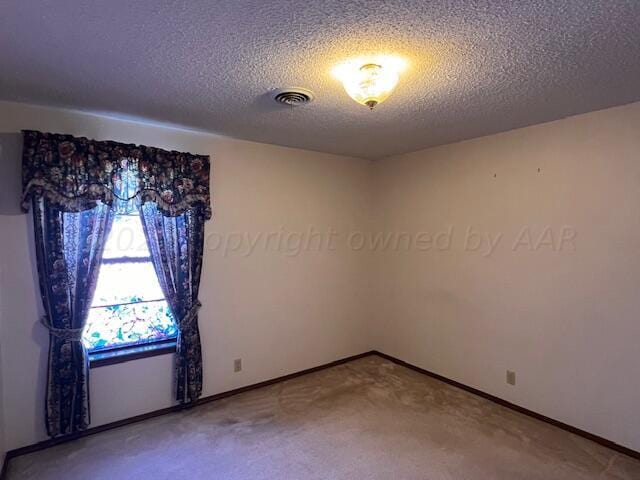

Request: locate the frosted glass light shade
(341, 63), (399, 110)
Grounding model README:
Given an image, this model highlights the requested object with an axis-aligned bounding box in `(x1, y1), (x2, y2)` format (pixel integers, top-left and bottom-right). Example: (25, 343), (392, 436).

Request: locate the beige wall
(371, 102), (640, 451)
(0, 101), (374, 450)
(1, 99), (639, 454)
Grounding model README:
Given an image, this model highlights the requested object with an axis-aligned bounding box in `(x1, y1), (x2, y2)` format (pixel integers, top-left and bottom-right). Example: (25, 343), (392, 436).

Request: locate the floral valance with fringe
(21, 130), (212, 219)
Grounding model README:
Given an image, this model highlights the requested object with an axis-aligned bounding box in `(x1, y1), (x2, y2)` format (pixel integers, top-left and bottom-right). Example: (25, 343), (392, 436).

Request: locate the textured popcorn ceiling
(1, 1), (639, 159)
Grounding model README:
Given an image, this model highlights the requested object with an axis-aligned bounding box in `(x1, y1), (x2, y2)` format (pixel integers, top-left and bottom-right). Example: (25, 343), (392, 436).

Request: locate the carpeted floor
(7, 355), (640, 479)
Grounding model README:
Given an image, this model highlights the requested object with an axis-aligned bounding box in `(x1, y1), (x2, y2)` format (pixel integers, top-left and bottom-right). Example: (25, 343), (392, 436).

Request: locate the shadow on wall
(0, 133), (23, 216)
(0, 132), (50, 445)
(27, 214), (48, 442)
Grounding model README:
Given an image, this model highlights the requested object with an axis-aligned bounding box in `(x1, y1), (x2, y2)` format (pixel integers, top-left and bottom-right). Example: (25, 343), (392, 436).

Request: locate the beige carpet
(7, 355), (640, 479)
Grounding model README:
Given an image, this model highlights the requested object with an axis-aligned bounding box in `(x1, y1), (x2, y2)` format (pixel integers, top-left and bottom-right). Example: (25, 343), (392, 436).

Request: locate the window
(82, 171), (178, 355)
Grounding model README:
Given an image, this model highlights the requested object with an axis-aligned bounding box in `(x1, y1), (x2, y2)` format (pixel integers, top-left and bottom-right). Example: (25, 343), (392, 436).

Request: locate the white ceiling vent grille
(272, 87), (314, 106)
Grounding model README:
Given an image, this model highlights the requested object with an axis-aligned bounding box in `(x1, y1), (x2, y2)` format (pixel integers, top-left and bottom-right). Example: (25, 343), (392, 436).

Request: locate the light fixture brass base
(365, 100), (378, 110)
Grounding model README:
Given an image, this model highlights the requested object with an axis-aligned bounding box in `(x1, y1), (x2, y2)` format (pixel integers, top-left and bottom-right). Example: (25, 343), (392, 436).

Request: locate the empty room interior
(1, 1), (640, 479)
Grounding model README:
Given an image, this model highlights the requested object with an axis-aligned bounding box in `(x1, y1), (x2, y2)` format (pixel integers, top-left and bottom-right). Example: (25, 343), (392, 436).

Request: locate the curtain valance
(21, 130), (211, 219)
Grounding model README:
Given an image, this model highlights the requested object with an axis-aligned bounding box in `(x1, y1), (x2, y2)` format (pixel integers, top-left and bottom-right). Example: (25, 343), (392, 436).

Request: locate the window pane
(102, 214), (150, 258)
(85, 204), (179, 352)
(83, 300), (178, 350)
(91, 262), (165, 306)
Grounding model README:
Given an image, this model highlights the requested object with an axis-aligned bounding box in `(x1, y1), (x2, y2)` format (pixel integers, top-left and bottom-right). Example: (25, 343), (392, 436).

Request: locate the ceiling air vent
(272, 87), (315, 106)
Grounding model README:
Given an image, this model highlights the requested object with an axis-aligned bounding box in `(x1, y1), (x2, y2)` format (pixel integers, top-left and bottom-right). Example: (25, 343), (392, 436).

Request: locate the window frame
(88, 338), (177, 368)
(86, 211), (179, 367)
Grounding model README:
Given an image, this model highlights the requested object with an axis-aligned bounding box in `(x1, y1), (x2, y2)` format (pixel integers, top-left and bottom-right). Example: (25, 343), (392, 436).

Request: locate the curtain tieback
(40, 316), (85, 342)
(180, 301), (202, 329)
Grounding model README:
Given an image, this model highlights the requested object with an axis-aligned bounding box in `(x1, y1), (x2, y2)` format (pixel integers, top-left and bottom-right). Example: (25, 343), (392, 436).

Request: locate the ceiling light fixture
(333, 57), (406, 110)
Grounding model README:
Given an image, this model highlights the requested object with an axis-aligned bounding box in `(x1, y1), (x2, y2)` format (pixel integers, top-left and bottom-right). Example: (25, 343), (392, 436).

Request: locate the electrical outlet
(234, 358), (242, 373)
(506, 370), (516, 386)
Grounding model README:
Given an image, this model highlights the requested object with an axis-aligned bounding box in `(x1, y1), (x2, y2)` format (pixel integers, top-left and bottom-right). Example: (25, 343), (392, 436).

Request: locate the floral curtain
(21, 130), (211, 219)
(32, 197), (114, 436)
(140, 203), (205, 403)
(22, 130), (211, 435)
